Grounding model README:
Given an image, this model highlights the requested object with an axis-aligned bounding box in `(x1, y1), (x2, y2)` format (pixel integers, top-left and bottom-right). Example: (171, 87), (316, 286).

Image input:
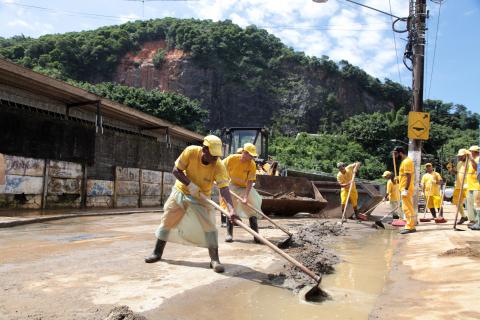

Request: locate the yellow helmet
(382, 171), (392, 178)
(203, 135), (223, 157)
(243, 143), (258, 157)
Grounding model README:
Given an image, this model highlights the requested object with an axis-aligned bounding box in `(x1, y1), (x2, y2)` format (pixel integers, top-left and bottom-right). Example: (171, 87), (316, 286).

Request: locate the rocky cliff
(113, 40), (394, 132)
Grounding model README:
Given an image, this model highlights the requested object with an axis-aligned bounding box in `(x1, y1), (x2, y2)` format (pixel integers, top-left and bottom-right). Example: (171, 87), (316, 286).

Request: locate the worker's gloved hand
(401, 189), (408, 197)
(228, 208), (240, 223)
(187, 182), (201, 197)
(464, 184), (469, 190)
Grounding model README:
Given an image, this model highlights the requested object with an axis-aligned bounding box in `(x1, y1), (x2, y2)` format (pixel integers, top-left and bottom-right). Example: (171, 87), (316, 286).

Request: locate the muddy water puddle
(148, 229), (396, 320)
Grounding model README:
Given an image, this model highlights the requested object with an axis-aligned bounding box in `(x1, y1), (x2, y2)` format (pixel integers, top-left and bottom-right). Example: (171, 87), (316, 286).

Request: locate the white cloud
(119, 13), (140, 23)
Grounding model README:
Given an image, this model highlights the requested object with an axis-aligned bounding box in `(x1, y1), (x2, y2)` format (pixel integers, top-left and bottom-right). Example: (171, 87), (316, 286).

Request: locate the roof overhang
(0, 58), (204, 143)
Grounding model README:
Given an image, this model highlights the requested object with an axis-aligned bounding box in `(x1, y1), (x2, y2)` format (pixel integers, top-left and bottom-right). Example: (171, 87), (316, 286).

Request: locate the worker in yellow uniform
(337, 162), (361, 219)
(221, 143), (262, 243)
(466, 146), (480, 230)
(449, 149), (468, 225)
(421, 163), (444, 219)
(145, 135), (239, 273)
(382, 171), (402, 219)
(393, 146), (416, 234)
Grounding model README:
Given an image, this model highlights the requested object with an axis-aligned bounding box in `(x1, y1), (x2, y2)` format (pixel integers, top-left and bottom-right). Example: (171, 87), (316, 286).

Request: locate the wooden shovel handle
(454, 157), (469, 229)
(230, 191), (293, 237)
(200, 193), (321, 283)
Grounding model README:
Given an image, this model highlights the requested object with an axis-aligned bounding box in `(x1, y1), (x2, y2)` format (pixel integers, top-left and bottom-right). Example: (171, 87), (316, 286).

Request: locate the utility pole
(408, 0), (427, 215)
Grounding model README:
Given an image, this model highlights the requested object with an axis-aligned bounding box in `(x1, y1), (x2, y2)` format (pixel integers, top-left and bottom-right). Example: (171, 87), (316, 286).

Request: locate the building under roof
(0, 58), (204, 210)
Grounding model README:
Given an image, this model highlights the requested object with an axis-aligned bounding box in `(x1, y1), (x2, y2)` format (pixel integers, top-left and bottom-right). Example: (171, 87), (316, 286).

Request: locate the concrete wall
(46, 160), (83, 209)
(0, 153), (175, 210)
(0, 155), (45, 209)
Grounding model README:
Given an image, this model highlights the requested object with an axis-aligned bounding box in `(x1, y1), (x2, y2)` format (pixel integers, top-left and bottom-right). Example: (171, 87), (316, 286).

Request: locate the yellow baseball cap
(243, 143), (258, 157)
(457, 149), (469, 156)
(382, 171), (391, 178)
(203, 135), (223, 157)
(425, 163), (433, 167)
(469, 145), (480, 152)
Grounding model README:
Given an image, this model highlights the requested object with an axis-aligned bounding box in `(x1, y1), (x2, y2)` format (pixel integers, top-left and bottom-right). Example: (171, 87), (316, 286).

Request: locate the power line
(427, 0), (443, 99)
(388, 0), (403, 84)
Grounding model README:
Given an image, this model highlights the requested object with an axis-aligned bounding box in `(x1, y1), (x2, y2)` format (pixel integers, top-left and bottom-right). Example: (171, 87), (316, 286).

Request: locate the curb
(0, 209), (163, 228)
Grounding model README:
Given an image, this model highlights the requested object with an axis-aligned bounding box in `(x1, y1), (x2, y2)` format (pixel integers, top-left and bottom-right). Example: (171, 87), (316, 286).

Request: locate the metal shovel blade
(302, 282), (330, 303)
(374, 220), (386, 229)
(277, 236), (293, 249)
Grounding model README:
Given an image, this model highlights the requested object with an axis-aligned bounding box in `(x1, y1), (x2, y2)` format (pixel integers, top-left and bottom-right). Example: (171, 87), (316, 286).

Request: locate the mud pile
(104, 306), (147, 320)
(440, 247), (480, 258)
(273, 221), (346, 293)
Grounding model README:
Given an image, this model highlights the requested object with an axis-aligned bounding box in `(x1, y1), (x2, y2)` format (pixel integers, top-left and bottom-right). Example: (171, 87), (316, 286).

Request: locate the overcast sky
(1, 0), (479, 114)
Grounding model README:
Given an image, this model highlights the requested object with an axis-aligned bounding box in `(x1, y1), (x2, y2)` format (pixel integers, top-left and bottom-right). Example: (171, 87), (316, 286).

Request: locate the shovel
(341, 163), (359, 224)
(230, 191), (293, 249)
(453, 157), (469, 231)
(358, 200), (385, 223)
(434, 184), (447, 224)
(200, 193), (328, 302)
(419, 189), (432, 222)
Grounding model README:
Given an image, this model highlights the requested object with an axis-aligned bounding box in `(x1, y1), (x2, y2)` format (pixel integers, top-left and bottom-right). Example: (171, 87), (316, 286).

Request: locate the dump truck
(221, 127), (383, 217)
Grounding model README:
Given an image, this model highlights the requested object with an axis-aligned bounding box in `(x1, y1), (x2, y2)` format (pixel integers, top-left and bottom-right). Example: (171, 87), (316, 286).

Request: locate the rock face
(113, 41), (393, 131)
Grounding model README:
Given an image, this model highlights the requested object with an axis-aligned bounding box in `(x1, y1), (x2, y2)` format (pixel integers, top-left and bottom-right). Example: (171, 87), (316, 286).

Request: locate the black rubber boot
(430, 208), (437, 219)
(458, 216), (468, 225)
(208, 248), (225, 273)
(225, 220), (233, 242)
(144, 239), (166, 263)
(249, 217), (261, 244)
(220, 214), (227, 228)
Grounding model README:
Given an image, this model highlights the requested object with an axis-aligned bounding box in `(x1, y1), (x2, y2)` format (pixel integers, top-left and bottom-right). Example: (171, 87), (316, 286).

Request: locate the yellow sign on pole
(408, 111), (430, 140)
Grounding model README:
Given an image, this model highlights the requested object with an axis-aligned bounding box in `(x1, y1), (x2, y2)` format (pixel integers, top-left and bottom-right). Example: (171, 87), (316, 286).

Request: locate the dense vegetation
(72, 81), (208, 132)
(271, 101), (479, 182)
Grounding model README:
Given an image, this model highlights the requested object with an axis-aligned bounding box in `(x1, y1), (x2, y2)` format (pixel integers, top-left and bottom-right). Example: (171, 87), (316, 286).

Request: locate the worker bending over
(393, 146), (416, 234)
(467, 146), (480, 230)
(421, 163), (444, 218)
(221, 143), (262, 243)
(337, 162), (361, 219)
(145, 135), (239, 272)
(448, 149), (468, 225)
(382, 171), (402, 219)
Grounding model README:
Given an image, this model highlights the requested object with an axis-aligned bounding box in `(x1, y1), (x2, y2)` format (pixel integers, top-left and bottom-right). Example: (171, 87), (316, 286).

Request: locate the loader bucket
(255, 176), (327, 216)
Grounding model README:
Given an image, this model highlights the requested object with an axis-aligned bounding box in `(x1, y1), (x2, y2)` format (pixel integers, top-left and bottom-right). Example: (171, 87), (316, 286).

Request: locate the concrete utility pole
(409, 0), (427, 214)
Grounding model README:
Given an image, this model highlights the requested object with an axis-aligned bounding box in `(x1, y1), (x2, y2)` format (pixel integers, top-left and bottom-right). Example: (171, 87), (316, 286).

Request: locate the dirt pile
(104, 306), (147, 320)
(272, 221), (346, 293)
(439, 247), (480, 258)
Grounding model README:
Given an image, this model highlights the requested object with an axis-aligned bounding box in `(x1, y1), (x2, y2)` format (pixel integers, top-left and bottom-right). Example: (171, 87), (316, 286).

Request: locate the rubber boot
(220, 213), (227, 228)
(249, 217), (261, 244)
(225, 220), (233, 242)
(430, 208), (437, 219)
(144, 239), (166, 263)
(208, 248), (225, 273)
(458, 216), (468, 225)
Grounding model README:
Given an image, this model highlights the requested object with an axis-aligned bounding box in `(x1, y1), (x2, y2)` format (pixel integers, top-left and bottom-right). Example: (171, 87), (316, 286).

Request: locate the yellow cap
(425, 163), (432, 167)
(469, 145), (480, 152)
(382, 171), (391, 178)
(457, 149), (469, 156)
(203, 135), (223, 157)
(243, 143), (258, 157)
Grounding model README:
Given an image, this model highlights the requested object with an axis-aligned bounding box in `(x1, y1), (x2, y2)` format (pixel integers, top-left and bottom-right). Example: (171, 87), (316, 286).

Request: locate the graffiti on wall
(115, 167), (139, 182)
(0, 153), (5, 186)
(4, 175), (43, 194)
(47, 178), (81, 195)
(49, 160), (82, 179)
(87, 180), (114, 197)
(5, 155), (44, 176)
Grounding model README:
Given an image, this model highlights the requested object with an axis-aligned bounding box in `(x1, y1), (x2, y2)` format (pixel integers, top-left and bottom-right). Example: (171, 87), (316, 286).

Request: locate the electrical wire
(388, 0), (403, 84)
(2, 0), (195, 21)
(427, 0), (443, 99)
